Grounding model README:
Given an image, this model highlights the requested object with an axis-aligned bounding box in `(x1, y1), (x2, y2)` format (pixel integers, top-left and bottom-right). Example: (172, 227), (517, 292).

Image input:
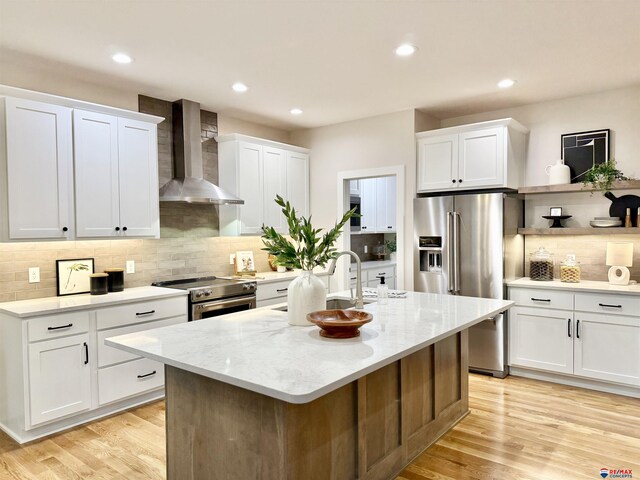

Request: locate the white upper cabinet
(217, 134), (310, 236)
(416, 118), (527, 193)
(358, 176), (396, 233)
(0, 87), (163, 241)
(349, 179), (361, 196)
(74, 111), (159, 238)
(2, 97), (74, 239)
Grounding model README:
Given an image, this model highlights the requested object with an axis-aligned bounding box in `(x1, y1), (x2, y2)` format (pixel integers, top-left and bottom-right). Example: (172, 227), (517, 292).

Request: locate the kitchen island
(107, 291), (512, 480)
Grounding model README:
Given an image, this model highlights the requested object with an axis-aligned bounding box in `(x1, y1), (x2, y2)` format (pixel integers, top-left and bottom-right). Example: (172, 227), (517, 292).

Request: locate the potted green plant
(262, 195), (358, 326)
(582, 159), (630, 194)
(385, 239), (397, 262)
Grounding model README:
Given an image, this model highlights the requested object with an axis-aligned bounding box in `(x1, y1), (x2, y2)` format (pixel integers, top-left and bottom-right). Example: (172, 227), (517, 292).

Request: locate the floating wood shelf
(518, 227), (640, 235)
(518, 180), (640, 195)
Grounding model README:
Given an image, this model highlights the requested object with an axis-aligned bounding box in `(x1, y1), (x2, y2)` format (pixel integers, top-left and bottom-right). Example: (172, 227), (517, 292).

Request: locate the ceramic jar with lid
(560, 254), (581, 283)
(529, 246), (555, 281)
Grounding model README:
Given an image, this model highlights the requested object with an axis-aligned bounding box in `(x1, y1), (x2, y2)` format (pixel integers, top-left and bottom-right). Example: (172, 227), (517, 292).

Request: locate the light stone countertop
(0, 286), (188, 318)
(230, 268), (330, 284)
(507, 278), (640, 296)
(106, 291), (512, 404)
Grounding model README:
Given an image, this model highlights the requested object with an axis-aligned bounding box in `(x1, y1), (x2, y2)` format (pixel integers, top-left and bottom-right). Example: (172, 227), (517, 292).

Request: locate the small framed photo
(56, 258), (95, 296)
(549, 207), (563, 217)
(235, 251), (256, 275)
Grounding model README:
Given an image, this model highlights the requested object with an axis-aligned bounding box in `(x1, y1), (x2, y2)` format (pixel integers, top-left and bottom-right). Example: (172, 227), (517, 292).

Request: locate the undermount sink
(272, 297), (376, 313)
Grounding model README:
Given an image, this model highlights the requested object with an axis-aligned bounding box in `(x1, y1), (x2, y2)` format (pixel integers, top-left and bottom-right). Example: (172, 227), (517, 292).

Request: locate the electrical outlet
(229, 254), (236, 265)
(126, 260), (135, 274)
(364, 245), (368, 253)
(28, 267), (40, 283)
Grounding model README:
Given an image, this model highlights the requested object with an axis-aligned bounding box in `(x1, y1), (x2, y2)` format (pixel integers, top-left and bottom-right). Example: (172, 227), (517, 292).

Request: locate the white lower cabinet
(573, 312), (640, 386)
(508, 286), (640, 391)
(509, 307), (573, 374)
(0, 291), (187, 443)
(256, 275), (330, 308)
(28, 333), (92, 427)
(350, 264), (397, 290)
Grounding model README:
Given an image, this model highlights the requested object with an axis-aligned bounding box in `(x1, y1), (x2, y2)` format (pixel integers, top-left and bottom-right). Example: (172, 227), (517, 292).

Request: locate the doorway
(335, 166), (405, 293)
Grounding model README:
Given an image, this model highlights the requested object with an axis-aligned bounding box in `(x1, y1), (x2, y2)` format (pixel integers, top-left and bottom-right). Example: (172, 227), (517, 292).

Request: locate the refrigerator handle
(453, 212), (461, 294)
(446, 212), (455, 293)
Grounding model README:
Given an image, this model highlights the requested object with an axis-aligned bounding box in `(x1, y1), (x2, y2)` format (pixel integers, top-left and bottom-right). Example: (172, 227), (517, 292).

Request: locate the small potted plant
(386, 239), (397, 262)
(582, 159), (630, 194)
(262, 195), (358, 326)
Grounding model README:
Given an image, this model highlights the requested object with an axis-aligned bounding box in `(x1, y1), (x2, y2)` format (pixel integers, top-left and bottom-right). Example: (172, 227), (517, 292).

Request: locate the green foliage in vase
(385, 239), (397, 253)
(261, 195), (358, 271)
(582, 159), (630, 194)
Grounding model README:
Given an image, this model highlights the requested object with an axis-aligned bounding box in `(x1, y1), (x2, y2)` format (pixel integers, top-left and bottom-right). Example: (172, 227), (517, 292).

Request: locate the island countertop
(106, 291), (512, 404)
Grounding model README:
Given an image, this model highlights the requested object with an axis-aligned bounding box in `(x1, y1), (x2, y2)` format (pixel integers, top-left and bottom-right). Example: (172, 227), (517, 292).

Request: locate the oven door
(191, 295), (256, 321)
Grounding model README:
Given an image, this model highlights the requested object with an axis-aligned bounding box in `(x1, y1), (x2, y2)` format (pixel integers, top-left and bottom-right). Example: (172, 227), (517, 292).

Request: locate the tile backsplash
(0, 236), (272, 302)
(525, 235), (640, 281)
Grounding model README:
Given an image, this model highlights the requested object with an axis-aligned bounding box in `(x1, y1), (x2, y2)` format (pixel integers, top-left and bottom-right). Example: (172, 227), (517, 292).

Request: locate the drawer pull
(137, 370), (157, 379)
(531, 297), (551, 302)
(350, 277), (357, 281)
(83, 342), (89, 365)
(276, 288), (288, 293)
(567, 319), (571, 338)
(48, 323), (73, 331)
(576, 319), (580, 339)
(135, 310), (156, 316)
(598, 303), (622, 308)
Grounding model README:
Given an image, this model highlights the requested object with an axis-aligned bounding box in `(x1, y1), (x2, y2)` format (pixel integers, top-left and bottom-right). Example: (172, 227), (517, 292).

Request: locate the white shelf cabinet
(1, 97), (74, 239)
(0, 88), (163, 242)
(358, 177), (396, 234)
(217, 134), (310, 236)
(416, 118), (527, 193)
(74, 110), (159, 238)
(0, 292), (187, 444)
(508, 286), (640, 392)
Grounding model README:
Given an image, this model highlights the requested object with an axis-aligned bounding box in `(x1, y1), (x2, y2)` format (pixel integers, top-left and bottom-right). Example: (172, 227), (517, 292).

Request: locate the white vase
(287, 270), (327, 326)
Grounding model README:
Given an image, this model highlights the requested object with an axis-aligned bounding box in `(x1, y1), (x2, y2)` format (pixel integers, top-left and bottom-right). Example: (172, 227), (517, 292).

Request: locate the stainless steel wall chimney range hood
(159, 99), (244, 204)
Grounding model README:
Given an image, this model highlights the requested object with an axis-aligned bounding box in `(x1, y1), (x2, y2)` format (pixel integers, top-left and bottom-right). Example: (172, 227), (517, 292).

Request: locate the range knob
(204, 289), (213, 296)
(195, 291), (203, 298)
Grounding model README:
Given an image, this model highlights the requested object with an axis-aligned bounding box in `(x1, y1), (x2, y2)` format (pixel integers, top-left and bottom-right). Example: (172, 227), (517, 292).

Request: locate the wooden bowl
(306, 309), (373, 339)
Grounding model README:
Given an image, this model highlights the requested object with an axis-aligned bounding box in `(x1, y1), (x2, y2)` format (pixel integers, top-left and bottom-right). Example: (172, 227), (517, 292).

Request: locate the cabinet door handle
(598, 303), (622, 308)
(458, 179), (463, 183)
(350, 277), (357, 281)
(115, 227), (120, 231)
(48, 323), (73, 331)
(567, 319), (571, 338)
(83, 342), (89, 365)
(452, 179), (457, 183)
(576, 320), (580, 339)
(122, 227), (128, 232)
(276, 288), (288, 293)
(136, 310), (156, 316)
(137, 370), (157, 379)
(62, 227), (69, 232)
(531, 297), (551, 302)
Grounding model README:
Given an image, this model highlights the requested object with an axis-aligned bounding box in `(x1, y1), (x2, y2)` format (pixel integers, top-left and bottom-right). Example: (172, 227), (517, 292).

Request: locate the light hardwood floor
(1, 374), (638, 480)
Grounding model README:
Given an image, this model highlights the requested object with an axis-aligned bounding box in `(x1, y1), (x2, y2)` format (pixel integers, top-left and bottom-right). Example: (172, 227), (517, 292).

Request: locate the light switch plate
(229, 254), (235, 265)
(28, 267), (40, 283)
(126, 260), (135, 274)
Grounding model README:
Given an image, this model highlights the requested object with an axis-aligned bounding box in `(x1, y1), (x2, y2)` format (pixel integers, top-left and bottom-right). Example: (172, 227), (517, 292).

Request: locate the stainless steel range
(152, 276), (257, 321)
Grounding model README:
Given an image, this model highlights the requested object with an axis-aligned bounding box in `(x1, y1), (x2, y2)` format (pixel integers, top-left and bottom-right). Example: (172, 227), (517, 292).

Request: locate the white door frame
(335, 165), (405, 293)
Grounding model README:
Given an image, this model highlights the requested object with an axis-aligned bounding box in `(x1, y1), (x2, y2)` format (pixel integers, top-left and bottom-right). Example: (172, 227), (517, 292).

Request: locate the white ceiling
(1, 0), (639, 129)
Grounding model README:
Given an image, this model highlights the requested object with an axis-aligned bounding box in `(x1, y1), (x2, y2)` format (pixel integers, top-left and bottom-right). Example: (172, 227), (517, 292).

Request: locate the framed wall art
(56, 258), (95, 296)
(561, 129), (610, 183)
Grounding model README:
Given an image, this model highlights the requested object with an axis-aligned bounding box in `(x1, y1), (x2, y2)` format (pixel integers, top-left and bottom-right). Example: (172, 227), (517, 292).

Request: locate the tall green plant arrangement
(261, 195), (358, 271)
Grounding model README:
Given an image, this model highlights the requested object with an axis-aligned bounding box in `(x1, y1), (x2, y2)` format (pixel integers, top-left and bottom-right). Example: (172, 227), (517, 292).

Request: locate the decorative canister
(104, 268), (125, 292)
(560, 257), (581, 283)
(529, 247), (555, 281)
(89, 273), (109, 295)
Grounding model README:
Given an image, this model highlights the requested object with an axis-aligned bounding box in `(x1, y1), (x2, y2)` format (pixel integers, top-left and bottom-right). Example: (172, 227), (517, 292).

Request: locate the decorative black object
(604, 192), (640, 222)
(89, 273), (109, 295)
(105, 268), (125, 292)
(561, 129), (610, 183)
(542, 215), (572, 228)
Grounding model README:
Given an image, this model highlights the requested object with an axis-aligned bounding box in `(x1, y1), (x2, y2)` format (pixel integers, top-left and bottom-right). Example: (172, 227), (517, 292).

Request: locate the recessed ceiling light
(112, 53), (133, 64)
(232, 82), (248, 93)
(290, 108), (303, 115)
(395, 44), (417, 57)
(497, 78), (516, 89)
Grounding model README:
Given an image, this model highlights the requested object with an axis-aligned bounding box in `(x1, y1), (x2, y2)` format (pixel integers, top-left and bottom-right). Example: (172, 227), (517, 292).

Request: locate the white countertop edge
(507, 278), (640, 296)
(105, 301), (511, 404)
(0, 287), (188, 318)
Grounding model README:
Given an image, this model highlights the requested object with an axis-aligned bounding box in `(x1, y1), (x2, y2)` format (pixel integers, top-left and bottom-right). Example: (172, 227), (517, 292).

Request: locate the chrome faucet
(328, 250), (364, 309)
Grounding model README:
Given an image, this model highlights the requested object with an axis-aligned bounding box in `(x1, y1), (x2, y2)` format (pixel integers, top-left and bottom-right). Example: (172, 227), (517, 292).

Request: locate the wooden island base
(165, 331), (468, 480)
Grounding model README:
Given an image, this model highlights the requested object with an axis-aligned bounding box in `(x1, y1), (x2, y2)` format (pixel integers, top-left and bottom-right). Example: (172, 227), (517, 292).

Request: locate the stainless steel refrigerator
(414, 192), (523, 377)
